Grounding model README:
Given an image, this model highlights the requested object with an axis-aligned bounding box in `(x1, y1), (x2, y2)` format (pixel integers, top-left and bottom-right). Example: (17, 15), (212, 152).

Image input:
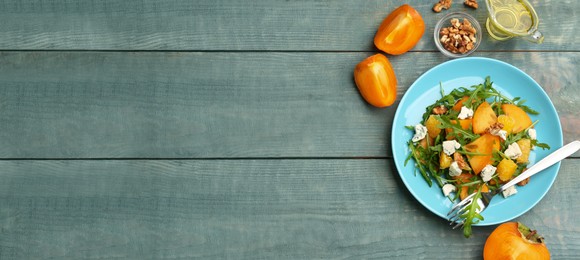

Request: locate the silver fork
(447, 140), (580, 229)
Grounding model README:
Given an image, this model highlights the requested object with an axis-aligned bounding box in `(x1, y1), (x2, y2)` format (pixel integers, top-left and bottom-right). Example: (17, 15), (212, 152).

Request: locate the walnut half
(486, 122), (505, 135)
(453, 152), (471, 171)
(517, 176), (530, 186)
(432, 105), (448, 115)
(433, 0), (452, 12)
(464, 0), (479, 9)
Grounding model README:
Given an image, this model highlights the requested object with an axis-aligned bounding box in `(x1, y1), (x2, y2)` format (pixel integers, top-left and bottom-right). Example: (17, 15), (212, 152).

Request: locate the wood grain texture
(0, 0), (577, 51)
(0, 159), (578, 259)
(0, 51), (577, 158)
(1, 0), (577, 259)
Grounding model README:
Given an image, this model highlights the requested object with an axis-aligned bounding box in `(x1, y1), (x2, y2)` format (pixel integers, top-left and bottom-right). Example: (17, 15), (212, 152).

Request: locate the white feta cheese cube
(502, 185), (518, 198)
(528, 128), (537, 140)
(457, 106), (474, 119)
(442, 184), (457, 197)
(504, 142), (522, 160)
(449, 161), (462, 177)
(412, 124), (428, 143)
(480, 164), (497, 182)
(442, 140), (461, 156)
(492, 130), (507, 141)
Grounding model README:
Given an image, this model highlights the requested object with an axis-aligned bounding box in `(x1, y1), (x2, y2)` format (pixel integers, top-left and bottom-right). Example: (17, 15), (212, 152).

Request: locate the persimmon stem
(526, 230), (537, 240)
(518, 222), (545, 244)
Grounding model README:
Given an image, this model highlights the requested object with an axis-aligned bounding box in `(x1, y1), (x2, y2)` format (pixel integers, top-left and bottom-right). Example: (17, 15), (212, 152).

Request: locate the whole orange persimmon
(353, 54), (397, 107)
(374, 4), (425, 55)
(484, 222), (550, 260)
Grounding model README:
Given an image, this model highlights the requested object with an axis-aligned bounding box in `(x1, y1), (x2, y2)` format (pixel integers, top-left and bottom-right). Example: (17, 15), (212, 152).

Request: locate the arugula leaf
(434, 115), (479, 142)
(504, 121), (539, 147)
(515, 99), (540, 115)
(519, 105), (539, 115)
(514, 163), (528, 177)
(492, 150), (507, 164)
(460, 187), (485, 238)
(531, 140), (551, 150)
(407, 141), (433, 187)
(421, 85), (472, 122)
(457, 149), (487, 157)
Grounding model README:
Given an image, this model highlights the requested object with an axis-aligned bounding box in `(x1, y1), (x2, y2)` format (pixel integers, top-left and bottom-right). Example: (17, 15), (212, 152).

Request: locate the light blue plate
(391, 57), (563, 226)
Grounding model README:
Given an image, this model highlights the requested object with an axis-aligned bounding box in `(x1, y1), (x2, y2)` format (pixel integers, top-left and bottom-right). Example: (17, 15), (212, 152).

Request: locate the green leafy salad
(404, 76), (550, 237)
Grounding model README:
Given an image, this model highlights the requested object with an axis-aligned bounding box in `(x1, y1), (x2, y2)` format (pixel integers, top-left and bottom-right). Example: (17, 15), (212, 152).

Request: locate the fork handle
(500, 140), (580, 192)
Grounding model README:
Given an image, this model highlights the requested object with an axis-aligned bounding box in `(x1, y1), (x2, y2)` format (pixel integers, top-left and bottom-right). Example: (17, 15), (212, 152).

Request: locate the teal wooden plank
(0, 159), (577, 259)
(0, 51), (577, 158)
(0, 0), (576, 51)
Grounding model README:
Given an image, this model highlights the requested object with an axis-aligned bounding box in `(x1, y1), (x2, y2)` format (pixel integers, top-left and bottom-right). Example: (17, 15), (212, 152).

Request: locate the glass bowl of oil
(434, 12), (482, 58)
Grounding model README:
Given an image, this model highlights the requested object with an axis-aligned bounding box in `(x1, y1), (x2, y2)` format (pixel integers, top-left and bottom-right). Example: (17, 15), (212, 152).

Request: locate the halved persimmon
(374, 4), (425, 55)
(353, 54), (397, 107)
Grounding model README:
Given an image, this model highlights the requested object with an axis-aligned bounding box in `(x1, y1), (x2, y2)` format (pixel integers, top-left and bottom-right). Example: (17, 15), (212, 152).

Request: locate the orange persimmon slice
(465, 133), (501, 174)
(501, 104), (532, 133)
(473, 101), (498, 134)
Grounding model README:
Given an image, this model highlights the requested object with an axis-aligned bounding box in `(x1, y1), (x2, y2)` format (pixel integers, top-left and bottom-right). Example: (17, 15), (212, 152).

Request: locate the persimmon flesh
(464, 133), (500, 174)
(473, 101), (498, 134)
(452, 96), (470, 111)
(502, 104), (532, 133)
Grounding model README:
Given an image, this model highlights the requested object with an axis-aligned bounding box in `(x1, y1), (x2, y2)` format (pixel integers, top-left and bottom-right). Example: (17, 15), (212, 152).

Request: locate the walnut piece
(517, 176), (530, 186)
(451, 18), (461, 29)
(486, 122), (504, 135)
(433, 0), (452, 12)
(439, 18), (478, 54)
(453, 152), (471, 171)
(432, 105), (448, 115)
(464, 0), (479, 9)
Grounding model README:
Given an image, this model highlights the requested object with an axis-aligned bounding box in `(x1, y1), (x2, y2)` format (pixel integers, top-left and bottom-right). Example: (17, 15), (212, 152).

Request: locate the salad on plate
(405, 76), (550, 237)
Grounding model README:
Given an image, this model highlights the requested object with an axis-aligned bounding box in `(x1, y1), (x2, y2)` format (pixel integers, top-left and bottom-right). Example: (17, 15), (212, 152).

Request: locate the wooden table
(0, 0), (578, 259)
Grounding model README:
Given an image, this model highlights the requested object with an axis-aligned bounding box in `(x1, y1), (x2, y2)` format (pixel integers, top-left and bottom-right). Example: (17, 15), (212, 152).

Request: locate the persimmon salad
(404, 77), (550, 236)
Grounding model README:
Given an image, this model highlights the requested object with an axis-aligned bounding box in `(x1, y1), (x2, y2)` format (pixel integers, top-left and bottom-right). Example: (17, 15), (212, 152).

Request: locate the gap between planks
(0, 157), (392, 161)
(1, 157), (579, 161)
(0, 49), (579, 53)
